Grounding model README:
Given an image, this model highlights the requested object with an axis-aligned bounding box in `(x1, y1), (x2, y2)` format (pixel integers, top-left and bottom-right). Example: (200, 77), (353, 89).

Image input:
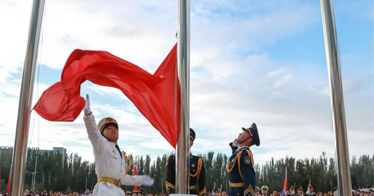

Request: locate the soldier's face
(190, 139), (194, 148)
(103, 125), (119, 141)
(237, 131), (252, 145)
(262, 189), (268, 194)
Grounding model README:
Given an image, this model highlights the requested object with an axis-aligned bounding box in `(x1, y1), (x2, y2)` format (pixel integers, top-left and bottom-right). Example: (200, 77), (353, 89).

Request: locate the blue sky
(0, 0), (373, 165)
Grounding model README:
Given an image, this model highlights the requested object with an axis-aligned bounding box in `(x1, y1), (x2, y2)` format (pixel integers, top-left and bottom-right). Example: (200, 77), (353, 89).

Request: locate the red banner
(134, 165), (138, 191)
(34, 44), (180, 148)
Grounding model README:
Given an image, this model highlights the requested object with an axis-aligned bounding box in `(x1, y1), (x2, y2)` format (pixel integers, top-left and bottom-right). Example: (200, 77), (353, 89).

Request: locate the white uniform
(84, 114), (143, 196)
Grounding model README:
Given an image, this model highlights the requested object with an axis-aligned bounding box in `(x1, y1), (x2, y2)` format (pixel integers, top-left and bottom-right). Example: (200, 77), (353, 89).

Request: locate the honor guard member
(165, 128), (206, 196)
(227, 123), (260, 196)
(83, 94), (154, 196)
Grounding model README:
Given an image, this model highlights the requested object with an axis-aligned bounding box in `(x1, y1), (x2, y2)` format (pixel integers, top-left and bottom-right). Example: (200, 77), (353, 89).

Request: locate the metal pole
(331, 179), (332, 191)
(32, 156), (38, 192)
(10, 0), (45, 195)
(0, 150), (1, 191)
(176, 0), (190, 194)
(85, 177), (87, 190)
(320, 1), (352, 195)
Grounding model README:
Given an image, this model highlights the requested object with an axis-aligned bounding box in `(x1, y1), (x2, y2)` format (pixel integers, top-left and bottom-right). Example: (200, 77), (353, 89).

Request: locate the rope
(122, 151), (133, 174)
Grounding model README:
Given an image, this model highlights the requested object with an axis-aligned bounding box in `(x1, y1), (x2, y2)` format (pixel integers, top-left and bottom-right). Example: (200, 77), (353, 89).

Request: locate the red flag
(7, 172), (11, 195)
(282, 167), (287, 196)
(133, 165), (138, 191)
(34, 44), (180, 148)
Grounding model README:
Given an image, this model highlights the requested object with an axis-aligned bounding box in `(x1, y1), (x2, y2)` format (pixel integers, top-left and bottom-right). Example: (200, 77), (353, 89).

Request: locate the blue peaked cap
(242, 123), (260, 146)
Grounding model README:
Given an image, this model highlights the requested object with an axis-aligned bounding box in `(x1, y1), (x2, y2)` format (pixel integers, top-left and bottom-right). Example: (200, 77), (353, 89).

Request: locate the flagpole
(9, 0), (45, 195)
(176, 0), (190, 194)
(320, 0), (352, 195)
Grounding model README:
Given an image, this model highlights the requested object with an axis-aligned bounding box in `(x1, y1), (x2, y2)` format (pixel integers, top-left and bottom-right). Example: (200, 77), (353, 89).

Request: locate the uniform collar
(235, 146), (249, 152)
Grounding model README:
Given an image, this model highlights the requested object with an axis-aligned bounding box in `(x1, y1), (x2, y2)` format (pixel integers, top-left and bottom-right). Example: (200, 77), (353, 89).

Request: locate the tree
(0, 147), (372, 193)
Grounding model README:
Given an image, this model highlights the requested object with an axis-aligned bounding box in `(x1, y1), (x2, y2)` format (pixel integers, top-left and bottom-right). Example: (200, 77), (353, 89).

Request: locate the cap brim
(101, 123), (118, 132)
(242, 127), (246, 131)
(105, 122), (118, 128)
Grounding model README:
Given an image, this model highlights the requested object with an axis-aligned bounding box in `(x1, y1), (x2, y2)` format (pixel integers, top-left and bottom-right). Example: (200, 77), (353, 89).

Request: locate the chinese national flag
(34, 44), (180, 148)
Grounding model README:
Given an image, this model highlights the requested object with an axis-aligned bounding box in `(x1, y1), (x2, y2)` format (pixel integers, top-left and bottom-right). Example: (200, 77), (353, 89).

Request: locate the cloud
(272, 73), (293, 88)
(268, 67), (290, 77)
(0, 0), (372, 167)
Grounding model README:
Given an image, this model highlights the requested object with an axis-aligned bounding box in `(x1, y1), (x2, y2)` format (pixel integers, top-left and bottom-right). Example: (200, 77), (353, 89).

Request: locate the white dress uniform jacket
(84, 114), (144, 196)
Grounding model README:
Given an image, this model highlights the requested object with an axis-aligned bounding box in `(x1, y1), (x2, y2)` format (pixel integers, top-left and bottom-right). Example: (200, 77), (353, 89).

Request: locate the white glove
(232, 138), (238, 147)
(141, 175), (154, 186)
(84, 94), (91, 115)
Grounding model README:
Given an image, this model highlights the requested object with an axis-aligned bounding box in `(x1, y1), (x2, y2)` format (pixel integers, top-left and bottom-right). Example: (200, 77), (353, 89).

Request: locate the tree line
(0, 148), (372, 193)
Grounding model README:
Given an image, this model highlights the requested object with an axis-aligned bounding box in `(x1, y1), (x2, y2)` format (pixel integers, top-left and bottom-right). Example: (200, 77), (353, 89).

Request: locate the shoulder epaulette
(190, 155), (203, 159)
(190, 156), (203, 181)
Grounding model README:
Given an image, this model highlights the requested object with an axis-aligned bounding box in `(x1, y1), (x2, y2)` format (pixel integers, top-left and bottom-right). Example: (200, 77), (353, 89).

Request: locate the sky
(0, 0), (373, 166)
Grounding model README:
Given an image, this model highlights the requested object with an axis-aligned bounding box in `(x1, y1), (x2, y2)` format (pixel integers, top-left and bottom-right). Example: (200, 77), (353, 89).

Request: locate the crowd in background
(1, 185), (372, 196)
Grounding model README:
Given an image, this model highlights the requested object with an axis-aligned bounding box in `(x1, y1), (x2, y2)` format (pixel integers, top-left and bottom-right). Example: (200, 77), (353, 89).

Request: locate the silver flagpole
(176, 0), (190, 194)
(320, 0), (352, 195)
(10, 0), (45, 195)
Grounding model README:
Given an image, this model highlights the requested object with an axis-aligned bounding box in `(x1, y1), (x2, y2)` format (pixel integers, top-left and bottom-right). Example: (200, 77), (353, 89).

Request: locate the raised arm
(83, 94), (105, 153)
(229, 138), (239, 153)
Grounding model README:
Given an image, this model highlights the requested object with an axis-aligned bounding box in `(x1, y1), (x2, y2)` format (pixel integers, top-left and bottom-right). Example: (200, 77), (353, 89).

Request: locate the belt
(98, 177), (121, 187)
(190, 185), (196, 190)
(229, 182), (244, 188)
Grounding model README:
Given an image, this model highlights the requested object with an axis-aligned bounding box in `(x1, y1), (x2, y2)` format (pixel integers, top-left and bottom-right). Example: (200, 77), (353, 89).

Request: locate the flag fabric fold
(34, 44), (180, 148)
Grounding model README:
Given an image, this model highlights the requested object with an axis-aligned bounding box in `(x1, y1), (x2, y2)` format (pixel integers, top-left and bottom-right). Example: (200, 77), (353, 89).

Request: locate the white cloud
(0, 0), (372, 168)
(273, 73), (293, 88)
(268, 67), (290, 77)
